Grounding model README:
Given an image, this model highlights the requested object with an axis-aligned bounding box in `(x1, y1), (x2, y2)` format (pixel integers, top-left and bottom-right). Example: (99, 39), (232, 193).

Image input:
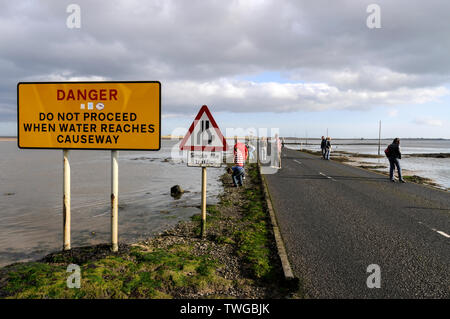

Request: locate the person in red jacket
(230, 137), (248, 187)
(233, 136), (248, 167)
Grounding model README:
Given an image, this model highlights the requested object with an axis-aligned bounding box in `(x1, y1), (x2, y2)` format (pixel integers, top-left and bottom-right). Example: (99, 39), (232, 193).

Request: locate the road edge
(257, 163), (295, 281)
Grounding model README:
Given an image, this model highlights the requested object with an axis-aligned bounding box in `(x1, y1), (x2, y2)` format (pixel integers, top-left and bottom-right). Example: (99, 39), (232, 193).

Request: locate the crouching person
(227, 166), (245, 187)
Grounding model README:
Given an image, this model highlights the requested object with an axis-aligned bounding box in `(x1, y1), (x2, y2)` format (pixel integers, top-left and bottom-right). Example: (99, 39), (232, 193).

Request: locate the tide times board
(17, 81), (161, 150)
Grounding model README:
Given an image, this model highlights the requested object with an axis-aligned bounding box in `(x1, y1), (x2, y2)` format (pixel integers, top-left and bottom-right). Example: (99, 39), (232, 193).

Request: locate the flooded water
(285, 138), (450, 189)
(0, 139), (224, 267)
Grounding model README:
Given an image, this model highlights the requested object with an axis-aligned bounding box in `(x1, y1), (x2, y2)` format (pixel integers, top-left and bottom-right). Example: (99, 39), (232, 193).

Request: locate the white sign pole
(111, 150), (119, 252)
(63, 149), (71, 251)
(201, 166), (207, 238)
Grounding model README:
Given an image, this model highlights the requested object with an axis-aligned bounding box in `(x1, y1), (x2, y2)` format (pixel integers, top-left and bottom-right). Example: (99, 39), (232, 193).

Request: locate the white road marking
(294, 160), (302, 165)
(418, 222), (450, 239)
(319, 172), (337, 181)
(435, 230), (450, 238)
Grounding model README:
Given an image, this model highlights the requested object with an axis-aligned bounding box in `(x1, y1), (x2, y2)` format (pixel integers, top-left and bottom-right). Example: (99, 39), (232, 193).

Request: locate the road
(263, 148), (450, 298)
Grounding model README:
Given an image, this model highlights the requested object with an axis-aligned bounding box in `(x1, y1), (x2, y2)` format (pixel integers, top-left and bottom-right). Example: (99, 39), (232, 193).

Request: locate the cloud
(164, 79), (448, 113)
(413, 117), (444, 127)
(388, 109), (399, 117)
(1, 0), (450, 122)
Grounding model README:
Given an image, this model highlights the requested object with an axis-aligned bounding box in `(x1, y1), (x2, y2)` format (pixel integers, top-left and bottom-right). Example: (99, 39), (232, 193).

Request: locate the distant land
(0, 136), (17, 141)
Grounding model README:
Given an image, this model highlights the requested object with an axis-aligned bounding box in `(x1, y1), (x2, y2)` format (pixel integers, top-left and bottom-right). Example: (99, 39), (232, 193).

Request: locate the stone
(171, 185), (184, 199)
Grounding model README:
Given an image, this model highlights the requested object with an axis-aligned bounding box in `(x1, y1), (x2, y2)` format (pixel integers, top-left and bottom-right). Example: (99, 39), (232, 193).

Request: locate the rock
(170, 185), (184, 199)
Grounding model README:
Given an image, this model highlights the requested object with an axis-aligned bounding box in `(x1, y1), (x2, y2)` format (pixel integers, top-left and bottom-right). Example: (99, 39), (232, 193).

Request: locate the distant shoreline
(0, 137), (16, 141)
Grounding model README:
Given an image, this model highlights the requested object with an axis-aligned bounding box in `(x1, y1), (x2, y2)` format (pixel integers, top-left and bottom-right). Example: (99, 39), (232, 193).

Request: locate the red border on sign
(179, 105), (228, 151)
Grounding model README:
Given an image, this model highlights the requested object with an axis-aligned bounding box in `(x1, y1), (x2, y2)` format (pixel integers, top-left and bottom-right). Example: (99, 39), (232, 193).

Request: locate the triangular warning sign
(179, 105), (228, 151)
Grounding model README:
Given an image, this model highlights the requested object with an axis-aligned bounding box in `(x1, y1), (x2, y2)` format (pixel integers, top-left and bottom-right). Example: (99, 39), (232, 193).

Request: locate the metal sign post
(201, 167), (207, 237)
(63, 149), (71, 250)
(111, 150), (119, 252)
(180, 105), (228, 239)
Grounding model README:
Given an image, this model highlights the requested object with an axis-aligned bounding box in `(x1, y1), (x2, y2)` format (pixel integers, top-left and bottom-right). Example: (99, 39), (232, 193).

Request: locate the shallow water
(285, 139), (450, 189)
(0, 140), (224, 266)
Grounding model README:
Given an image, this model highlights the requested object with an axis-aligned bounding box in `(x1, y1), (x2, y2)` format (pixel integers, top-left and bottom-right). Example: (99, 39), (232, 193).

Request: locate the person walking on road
(325, 137), (332, 160)
(320, 136), (327, 159)
(385, 138), (405, 183)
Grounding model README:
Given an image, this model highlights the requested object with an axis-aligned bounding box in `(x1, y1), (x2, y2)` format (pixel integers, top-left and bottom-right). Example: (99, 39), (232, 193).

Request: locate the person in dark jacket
(386, 138), (405, 183)
(227, 166), (244, 187)
(320, 136), (326, 159)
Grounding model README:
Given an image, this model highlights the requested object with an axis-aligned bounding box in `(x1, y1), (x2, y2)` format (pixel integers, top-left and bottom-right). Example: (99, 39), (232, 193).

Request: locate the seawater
(0, 139), (224, 266)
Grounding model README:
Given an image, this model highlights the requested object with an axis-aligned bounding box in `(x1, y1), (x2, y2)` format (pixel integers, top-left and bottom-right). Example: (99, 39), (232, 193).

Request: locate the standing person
(246, 141), (256, 161)
(233, 137), (248, 185)
(320, 136), (327, 159)
(275, 134), (282, 168)
(385, 138), (405, 183)
(325, 137), (332, 160)
(260, 137), (267, 162)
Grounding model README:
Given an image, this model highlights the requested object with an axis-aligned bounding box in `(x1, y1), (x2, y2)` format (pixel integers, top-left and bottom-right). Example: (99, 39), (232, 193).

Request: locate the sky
(0, 0), (449, 138)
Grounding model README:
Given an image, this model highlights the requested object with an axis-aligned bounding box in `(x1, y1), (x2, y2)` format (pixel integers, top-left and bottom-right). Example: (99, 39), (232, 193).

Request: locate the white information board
(187, 151), (223, 167)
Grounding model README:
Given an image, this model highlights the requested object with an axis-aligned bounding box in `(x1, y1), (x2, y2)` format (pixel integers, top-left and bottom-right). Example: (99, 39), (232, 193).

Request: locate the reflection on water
(0, 140), (224, 266)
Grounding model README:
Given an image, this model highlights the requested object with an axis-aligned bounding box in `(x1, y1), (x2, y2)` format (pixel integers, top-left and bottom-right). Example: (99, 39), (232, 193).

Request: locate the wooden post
(201, 166), (207, 238)
(257, 137), (260, 164)
(63, 150), (71, 251)
(111, 150), (119, 252)
(378, 120), (382, 156)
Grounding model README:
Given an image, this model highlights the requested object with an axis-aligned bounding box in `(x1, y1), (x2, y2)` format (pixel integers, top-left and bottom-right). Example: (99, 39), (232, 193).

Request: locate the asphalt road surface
(264, 148), (449, 298)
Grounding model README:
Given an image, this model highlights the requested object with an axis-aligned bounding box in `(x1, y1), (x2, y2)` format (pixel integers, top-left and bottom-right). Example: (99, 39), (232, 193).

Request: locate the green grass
(191, 164), (275, 280)
(403, 175), (437, 186)
(1, 244), (230, 299)
(234, 165), (274, 280)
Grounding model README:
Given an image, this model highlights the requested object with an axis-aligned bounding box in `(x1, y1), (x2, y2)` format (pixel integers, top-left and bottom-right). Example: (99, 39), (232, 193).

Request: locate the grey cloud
(0, 0), (450, 121)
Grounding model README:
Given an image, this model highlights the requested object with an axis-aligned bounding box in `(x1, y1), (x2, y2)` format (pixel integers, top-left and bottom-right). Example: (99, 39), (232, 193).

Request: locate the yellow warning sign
(17, 82), (160, 150)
